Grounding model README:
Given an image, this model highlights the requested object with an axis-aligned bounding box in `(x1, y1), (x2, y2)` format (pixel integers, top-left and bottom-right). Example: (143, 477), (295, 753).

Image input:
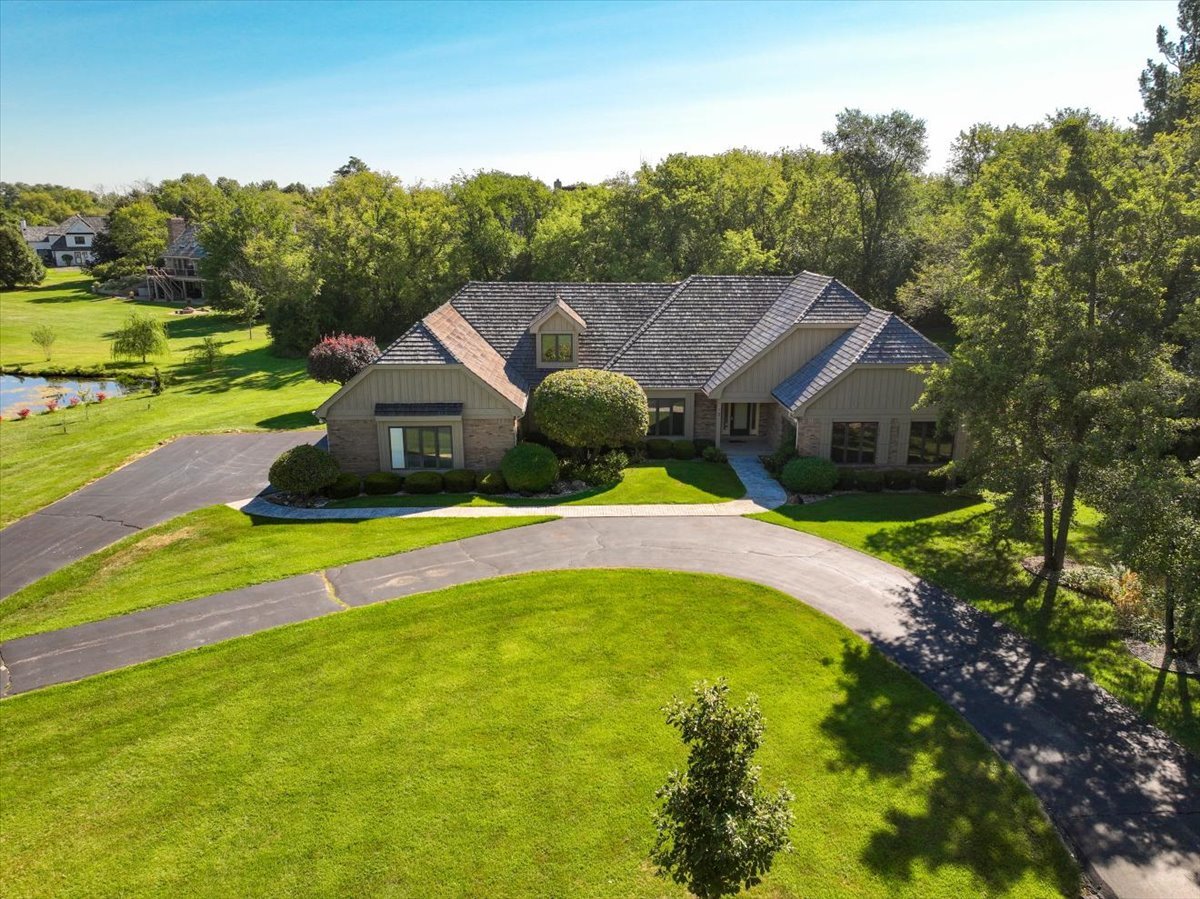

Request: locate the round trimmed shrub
(915, 470), (949, 492)
(694, 438), (716, 452)
(443, 469), (477, 493)
(324, 472), (362, 499)
(531, 368), (649, 450)
(779, 456), (838, 494)
(883, 469), (915, 490)
(404, 471), (444, 494)
(477, 469), (508, 495)
(853, 468), (885, 492)
(671, 439), (696, 460)
(306, 333), (379, 384)
(646, 438), (674, 459)
(501, 442), (560, 493)
(702, 445), (728, 464)
(268, 444), (340, 496)
(363, 471), (404, 495)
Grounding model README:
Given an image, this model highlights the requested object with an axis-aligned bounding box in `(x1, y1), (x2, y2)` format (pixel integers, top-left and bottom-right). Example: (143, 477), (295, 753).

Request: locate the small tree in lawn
(306, 333), (379, 384)
(111, 312), (168, 363)
(531, 368), (649, 457)
(652, 678), (794, 899)
(30, 324), (56, 360)
(189, 336), (226, 372)
(228, 279), (264, 339)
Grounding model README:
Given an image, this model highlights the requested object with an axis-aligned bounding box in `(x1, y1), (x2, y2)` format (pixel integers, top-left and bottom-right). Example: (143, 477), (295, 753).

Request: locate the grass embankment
(0, 505), (553, 642)
(331, 459), (746, 508)
(0, 271), (331, 525)
(0, 570), (1077, 898)
(752, 494), (1198, 756)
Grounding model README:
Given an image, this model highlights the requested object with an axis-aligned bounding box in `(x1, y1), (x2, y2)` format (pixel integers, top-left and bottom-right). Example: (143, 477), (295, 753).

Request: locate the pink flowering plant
(17, 408), (31, 419)
(96, 392), (107, 403)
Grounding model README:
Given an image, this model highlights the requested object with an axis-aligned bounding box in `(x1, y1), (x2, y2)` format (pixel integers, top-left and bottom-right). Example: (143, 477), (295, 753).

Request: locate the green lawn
(0, 271), (332, 525)
(751, 494), (1198, 756)
(0, 570), (1076, 898)
(0, 505), (552, 642)
(330, 459), (746, 508)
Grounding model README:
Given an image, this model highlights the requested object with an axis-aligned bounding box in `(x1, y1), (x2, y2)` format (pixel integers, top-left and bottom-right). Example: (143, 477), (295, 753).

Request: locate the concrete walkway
(0, 431), (322, 598)
(1, 516), (1196, 898)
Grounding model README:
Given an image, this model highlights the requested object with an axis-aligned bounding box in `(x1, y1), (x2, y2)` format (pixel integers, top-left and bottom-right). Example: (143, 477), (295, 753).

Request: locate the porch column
(714, 401), (723, 449)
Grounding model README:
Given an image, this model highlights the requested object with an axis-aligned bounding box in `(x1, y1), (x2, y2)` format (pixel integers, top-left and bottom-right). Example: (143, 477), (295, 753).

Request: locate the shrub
(44, 400), (58, 414)
(306, 333), (380, 385)
(443, 469), (477, 493)
(883, 469), (915, 490)
(564, 449), (628, 487)
(780, 456), (838, 494)
(269, 444), (340, 496)
(324, 472), (362, 499)
(531, 368), (649, 450)
(627, 441), (649, 463)
(1058, 565), (1118, 599)
(915, 470), (949, 492)
(694, 438), (716, 451)
(363, 471), (404, 495)
(501, 442), (560, 492)
(702, 446), (728, 464)
(671, 439), (697, 460)
(766, 442), (798, 475)
(17, 408), (31, 420)
(404, 471), (444, 494)
(110, 313), (168, 363)
(853, 468), (884, 492)
(477, 469), (508, 494)
(646, 438), (674, 459)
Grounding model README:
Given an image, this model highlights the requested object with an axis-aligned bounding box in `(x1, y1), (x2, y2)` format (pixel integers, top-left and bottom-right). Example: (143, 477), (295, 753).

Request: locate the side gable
(529, 296), (587, 332)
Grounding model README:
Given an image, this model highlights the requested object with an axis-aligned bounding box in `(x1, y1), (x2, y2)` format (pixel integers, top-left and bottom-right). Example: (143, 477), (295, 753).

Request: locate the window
(540, 333), (573, 363)
(907, 421), (954, 465)
(72, 235), (86, 245)
(389, 426), (453, 470)
(830, 421), (878, 464)
(647, 397), (686, 437)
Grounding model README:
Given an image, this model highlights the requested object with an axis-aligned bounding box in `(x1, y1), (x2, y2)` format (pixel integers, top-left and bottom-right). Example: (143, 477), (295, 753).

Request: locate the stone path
(1, 516), (1196, 898)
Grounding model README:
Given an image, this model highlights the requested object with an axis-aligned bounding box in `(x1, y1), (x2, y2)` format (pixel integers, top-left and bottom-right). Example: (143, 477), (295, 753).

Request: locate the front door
(724, 403), (758, 437)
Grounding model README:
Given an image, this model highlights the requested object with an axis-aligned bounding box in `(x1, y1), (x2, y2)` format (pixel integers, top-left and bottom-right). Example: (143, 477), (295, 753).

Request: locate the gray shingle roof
(375, 402), (463, 416)
(376, 322), (458, 365)
(772, 311), (947, 412)
(165, 224), (204, 259)
(20, 224), (56, 241)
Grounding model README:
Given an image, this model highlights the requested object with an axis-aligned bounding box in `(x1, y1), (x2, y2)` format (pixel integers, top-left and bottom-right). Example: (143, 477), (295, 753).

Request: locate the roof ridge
(603, 275), (693, 370)
(849, 309), (894, 363)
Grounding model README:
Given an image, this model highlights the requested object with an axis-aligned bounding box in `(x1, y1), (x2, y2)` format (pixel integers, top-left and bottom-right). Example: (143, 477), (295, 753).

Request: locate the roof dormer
(529, 294), (587, 368)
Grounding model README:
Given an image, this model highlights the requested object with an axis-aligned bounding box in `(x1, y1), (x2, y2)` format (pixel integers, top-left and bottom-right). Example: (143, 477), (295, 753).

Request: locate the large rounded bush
(779, 456), (838, 494)
(501, 442), (560, 493)
(268, 444), (340, 496)
(306, 333), (379, 385)
(404, 471), (444, 494)
(531, 369), (649, 450)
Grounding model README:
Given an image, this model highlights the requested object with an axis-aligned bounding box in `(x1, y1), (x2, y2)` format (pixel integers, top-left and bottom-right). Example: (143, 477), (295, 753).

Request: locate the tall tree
(822, 109), (929, 302)
(0, 225), (46, 288)
(1136, 0), (1199, 140)
(105, 199), (170, 265)
(450, 171), (552, 281)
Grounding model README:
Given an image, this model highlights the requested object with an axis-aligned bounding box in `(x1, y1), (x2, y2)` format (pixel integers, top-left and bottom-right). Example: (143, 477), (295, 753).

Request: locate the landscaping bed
(0, 570), (1077, 897)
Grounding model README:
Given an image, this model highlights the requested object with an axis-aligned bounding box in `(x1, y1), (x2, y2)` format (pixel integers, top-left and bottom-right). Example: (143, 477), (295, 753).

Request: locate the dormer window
(540, 333), (574, 364)
(530, 294), (587, 369)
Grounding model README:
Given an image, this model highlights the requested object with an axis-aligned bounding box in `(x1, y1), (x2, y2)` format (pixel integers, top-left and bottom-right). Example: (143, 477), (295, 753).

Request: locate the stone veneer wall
(326, 419), (379, 475)
(693, 393), (718, 443)
(463, 417), (518, 469)
(795, 417), (821, 456)
(760, 403), (784, 449)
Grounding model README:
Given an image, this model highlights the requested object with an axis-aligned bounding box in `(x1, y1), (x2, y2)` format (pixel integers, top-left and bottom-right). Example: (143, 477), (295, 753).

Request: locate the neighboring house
(315, 273), (957, 474)
(146, 217), (205, 301)
(19, 214), (108, 267)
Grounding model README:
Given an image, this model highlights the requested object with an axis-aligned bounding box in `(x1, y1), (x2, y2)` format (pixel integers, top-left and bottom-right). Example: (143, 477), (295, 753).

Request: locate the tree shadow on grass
(819, 637), (1080, 896)
(171, 345), (311, 395)
(256, 410), (319, 429)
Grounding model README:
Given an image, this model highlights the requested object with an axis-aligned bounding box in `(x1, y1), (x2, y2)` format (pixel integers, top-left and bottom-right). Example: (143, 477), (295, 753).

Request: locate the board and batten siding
(805, 367), (931, 415)
(717, 327), (847, 400)
(536, 309), (582, 334)
(323, 365), (516, 419)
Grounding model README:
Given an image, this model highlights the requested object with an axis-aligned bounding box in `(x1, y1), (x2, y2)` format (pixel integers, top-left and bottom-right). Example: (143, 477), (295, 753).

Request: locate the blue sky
(0, 0), (1176, 191)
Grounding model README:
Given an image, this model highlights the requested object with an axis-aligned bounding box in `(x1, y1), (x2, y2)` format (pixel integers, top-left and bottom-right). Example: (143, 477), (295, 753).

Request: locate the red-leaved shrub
(17, 408), (31, 419)
(44, 400), (58, 413)
(96, 392), (107, 403)
(306, 333), (380, 385)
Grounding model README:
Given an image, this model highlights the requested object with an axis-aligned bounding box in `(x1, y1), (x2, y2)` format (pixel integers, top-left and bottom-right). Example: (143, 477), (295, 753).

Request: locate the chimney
(19, 218), (27, 229)
(167, 216), (187, 245)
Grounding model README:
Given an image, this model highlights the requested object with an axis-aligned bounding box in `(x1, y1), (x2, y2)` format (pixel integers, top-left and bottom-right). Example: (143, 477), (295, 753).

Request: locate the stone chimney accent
(167, 216), (187, 245)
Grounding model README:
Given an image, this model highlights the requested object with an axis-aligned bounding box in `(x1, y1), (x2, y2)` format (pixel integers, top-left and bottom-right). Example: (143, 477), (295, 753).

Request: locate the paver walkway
(1, 516), (1196, 898)
(0, 431), (323, 598)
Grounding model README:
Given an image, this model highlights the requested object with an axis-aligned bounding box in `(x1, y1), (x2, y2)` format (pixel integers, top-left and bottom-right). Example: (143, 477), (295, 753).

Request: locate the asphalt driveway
(0, 430), (322, 598)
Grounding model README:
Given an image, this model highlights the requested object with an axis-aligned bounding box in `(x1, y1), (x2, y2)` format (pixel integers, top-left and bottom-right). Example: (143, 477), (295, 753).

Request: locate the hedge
(780, 456), (838, 494)
(477, 469), (508, 495)
(671, 439), (696, 460)
(363, 471), (404, 495)
(646, 438), (674, 459)
(404, 471), (444, 494)
(324, 472), (362, 499)
(501, 442), (560, 492)
(443, 469), (477, 493)
(268, 444), (340, 497)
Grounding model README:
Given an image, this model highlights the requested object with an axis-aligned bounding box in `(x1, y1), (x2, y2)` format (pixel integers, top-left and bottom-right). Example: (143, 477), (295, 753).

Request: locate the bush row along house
(315, 273), (961, 474)
(19, 215), (107, 267)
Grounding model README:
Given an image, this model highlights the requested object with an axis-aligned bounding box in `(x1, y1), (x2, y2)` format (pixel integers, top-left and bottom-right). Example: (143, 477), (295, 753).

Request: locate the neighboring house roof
(20, 214), (107, 245)
(69, 214), (108, 234)
(19, 224), (56, 242)
(772, 310), (948, 413)
(165, 224), (205, 259)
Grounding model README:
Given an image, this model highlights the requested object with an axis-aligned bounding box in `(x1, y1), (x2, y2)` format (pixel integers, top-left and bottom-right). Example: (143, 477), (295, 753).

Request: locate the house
(146, 217), (205, 301)
(314, 273), (957, 474)
(19, 215), (108, 267)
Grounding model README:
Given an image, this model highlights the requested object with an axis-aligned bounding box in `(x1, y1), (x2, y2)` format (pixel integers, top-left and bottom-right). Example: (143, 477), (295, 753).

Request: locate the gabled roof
(61, 214), (107, 234)
(772, 310), (948, 413)
(529, 295), (588, 331)
(421, 304), (528, 412)
(377, 321), (458, 365)
(20, 224), (56, 242)
(165, 224), (204, 259)
(20, 214), (107, 244)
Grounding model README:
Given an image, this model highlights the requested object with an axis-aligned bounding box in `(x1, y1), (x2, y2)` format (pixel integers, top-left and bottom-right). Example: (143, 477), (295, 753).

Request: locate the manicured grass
(751, 494), (1198, 756)
(330, 459), (746, 508)
(0, 570), (1077, 898)
(0, 505), (552, 642)
(0, 272), (331, 525)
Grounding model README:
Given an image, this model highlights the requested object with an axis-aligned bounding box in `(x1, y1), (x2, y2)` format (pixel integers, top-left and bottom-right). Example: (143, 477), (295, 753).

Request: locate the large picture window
(389, 426), (453, 470)
(647, 397), (686, 437)
(907, 421), (954, 465)
(540, 333), (573, 363)
(830, 421), (878, 464)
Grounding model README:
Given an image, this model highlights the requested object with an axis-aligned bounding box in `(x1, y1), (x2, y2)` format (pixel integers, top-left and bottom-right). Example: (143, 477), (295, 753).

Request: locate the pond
(0, 374), (128, 417)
